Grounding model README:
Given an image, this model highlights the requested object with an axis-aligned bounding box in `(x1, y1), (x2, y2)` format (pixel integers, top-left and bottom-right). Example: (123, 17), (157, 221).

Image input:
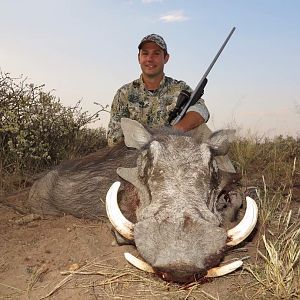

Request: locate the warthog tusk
(124, 252), (243, 278)
(206, 260), (243, 277)
(106, 181), (134, 240)
(227, 196), (258, 246)
(124, 252), (155, 273)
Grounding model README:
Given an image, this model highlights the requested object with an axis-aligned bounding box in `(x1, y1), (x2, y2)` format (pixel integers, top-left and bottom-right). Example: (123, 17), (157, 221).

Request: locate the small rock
(15, 214), (41, 225)
(69, 263), (80, 271)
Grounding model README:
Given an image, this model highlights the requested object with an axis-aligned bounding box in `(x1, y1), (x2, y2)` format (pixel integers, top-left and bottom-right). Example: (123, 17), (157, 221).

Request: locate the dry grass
(246, 202), (300, 299)
(4, 258), (240, 300)
(231, 135), (300, 299)
(231, 198), (299, 299)
(230, 134), (300, 189)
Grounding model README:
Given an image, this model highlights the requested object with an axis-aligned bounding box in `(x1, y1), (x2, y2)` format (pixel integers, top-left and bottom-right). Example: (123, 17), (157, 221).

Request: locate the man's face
(138, 42), (169, 79)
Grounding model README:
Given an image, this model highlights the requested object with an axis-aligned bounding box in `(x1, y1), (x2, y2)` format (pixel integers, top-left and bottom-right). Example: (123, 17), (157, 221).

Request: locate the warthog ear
(117, 167), (139, 185)
(207, 129), (236, 156)
(121, 118), (152, 149)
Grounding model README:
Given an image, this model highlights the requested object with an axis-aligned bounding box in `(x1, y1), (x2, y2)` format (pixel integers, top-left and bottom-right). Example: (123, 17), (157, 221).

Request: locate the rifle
(169, 27), (236, 125)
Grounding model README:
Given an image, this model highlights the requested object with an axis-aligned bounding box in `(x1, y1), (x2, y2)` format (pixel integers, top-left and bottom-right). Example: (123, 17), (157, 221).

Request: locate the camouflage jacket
(107, 75), (210, 146)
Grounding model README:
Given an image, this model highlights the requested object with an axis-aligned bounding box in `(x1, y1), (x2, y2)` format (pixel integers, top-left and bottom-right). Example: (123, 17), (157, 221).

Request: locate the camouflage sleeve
(181, 82), (210, 122)
(187, 98), (210, 122)
(107, 87), (130, 147)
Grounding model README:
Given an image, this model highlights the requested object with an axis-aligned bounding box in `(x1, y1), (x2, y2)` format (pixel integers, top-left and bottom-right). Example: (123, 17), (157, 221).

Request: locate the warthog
(29, 118), (258, 283)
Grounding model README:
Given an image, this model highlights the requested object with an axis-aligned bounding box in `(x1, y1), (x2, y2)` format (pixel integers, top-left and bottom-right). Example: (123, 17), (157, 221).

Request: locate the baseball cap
(138, 34), (168, 53)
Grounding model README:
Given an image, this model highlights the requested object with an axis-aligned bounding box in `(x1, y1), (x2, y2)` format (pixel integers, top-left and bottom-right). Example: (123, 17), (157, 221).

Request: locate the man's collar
(139, 74), (166, 92)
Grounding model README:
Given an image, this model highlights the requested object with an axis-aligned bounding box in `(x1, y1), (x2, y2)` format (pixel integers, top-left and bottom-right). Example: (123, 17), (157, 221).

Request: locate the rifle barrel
(172, 27), (236, 125)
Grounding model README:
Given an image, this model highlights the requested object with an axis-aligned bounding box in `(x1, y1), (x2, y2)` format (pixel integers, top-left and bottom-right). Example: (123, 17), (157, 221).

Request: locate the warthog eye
(216, 191), (229, 210)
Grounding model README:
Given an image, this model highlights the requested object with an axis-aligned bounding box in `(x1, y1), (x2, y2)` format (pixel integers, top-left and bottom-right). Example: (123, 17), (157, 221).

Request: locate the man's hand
(173, 111), (205, 132)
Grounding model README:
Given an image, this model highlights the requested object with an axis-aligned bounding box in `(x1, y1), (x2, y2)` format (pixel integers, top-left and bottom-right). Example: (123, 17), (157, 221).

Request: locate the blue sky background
(1, 0), (299, 136)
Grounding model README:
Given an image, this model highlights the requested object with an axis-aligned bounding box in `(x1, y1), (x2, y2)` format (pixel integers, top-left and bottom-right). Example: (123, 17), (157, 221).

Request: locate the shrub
(0, 72), (108, 178)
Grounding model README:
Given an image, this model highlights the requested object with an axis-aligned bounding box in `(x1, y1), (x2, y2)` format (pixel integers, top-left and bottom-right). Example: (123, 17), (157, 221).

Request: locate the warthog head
(107, 118), (258, 283)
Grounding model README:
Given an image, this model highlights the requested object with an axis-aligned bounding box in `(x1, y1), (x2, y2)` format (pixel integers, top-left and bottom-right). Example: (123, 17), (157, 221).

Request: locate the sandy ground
(0, 186), (296, 300)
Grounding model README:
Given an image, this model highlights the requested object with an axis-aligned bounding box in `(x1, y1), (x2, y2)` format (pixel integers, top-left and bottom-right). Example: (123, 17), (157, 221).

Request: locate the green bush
(0, 72), (108, 176)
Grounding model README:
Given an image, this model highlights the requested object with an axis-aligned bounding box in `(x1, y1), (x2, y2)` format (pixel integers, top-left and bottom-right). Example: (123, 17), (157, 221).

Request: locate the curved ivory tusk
(227, 196), (258, 246)
(124, 252), (243, 279)
(206, 260), (243, 277)
(124, 252), (155, 273)
(106, 181), (134, 240)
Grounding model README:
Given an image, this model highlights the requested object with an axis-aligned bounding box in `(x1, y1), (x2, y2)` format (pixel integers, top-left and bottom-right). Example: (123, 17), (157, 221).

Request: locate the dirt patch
(0, 190), (281, 300)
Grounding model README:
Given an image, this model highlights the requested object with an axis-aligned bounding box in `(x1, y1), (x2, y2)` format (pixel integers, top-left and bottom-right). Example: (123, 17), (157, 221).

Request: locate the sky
(1, 0), (299, 137)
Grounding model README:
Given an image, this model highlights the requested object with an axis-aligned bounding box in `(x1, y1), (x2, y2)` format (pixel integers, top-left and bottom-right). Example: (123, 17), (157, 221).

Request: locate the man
(107, 34), (210, 146)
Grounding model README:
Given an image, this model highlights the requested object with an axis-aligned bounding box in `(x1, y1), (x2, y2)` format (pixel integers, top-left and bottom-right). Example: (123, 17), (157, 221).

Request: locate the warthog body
(29, 119), (244, 282)
(29, 142), (136, 219)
